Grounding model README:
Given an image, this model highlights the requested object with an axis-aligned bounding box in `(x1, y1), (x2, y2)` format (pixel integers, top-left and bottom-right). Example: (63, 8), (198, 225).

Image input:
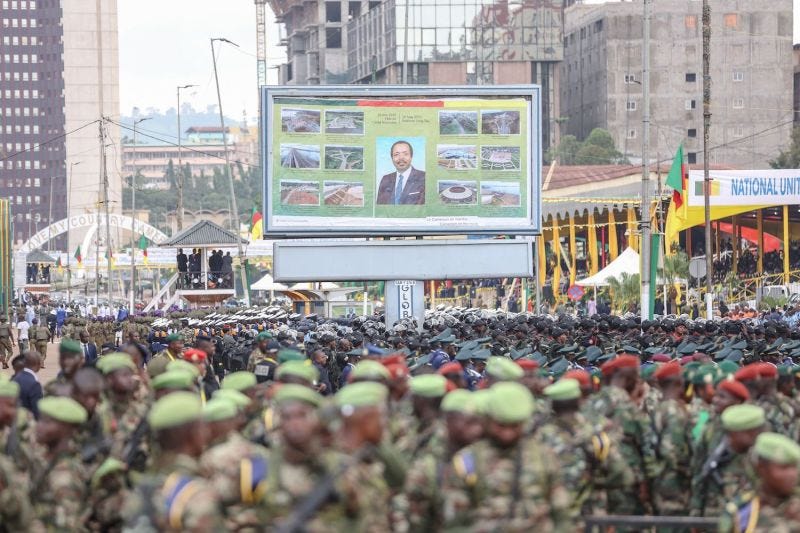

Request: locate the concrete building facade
(0, 0), (120, 249)
(268, 0), (565, 150)
(560, 0), (794, 168)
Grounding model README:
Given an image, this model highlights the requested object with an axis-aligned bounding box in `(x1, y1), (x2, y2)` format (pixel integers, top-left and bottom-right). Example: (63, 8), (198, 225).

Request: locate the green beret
(721, 404), (765, 432)
(691, 365), (718, 386)
(350, 360), (390, 382)
(38, 397), (88, 425)
(221, 371), (258, 391)
(640, 364), (658, 380)
(471, 389), (492, 415)
(60, 338), (82, 354)
(148, 391), (203, 430)
(166, 359), (200, 378)
(277, 348), (305, 364)
(166, 333), (181, 343)
(214, 389), (252, 410)
(257, 331), (273, 341)
(96, 353), (136, 375)
(151, 370), (196, 391)
(717, 360), (740, 376)
(486, 356), (524, 381)
(275, 361), (319, 384)
(754, 432), (800, 464)
(0, 376), (19, 398)
(91, 457), (126, 489)
(203, 398), (239, 422)
(487, 382), (534, 424)
(335, 382), (388, 410)
(441, 389), (480, 415)
(274, 384), (323, 408)
(777, 364), (797, 378)
(410, 374), (448, 398)
(544, 378), (581, 401)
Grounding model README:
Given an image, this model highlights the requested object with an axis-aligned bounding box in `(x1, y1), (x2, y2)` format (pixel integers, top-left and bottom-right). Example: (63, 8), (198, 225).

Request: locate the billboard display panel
(262, 86), (541, 236)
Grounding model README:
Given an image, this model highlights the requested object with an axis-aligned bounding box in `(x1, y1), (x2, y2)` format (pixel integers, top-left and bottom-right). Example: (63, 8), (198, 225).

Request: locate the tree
(165, 159), (177, 190)
(770, 127), (800, 169)
(661, 251), (689, 287)
(607, 272), (641, 313)
(550, 128), (625, 165)
(548, 135), (581, 164)
(584, 128), (616, 152)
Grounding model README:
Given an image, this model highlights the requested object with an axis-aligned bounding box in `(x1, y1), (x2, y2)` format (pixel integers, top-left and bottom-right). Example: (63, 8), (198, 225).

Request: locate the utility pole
(702, 0), (713, 318)
(639, 0), (652, 319)
(47, 174), (54, 253)
(176, 84), (197, 232)
(211, 37), (250, 306)
(95, 122), (103, 306)
(402, 0), (409, 84)
(66, 161), (81, 303)
(254, 0), (267, 87)
(130, 117), (150, 312)
(101, 118), (113, 305)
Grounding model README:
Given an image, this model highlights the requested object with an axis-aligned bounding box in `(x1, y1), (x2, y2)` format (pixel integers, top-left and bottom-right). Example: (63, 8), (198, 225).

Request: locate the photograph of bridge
(280, 180), (321, 206)
(437, 145), (477, 170)
(325, 111), (365, 134)
(438, 111), (478, 135)
(281, 108), (321, 133)
(481, 110), (520, 135)
(480, 146), (521, 171)
(438, 181), (477, 205)
(480, 181), (521, 206)
(323, 181), (365, 206)
(324, 146), (365, 170)
(280, 144), (321, 169)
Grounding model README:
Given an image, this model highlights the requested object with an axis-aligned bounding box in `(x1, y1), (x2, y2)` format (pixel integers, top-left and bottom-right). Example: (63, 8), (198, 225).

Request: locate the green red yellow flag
(250, 207), (263, 241)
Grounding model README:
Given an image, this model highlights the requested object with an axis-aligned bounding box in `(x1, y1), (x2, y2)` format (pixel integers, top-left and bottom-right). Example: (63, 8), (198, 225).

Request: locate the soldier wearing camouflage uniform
(0, 315), (13, 369)
(30, 318), (49, 366)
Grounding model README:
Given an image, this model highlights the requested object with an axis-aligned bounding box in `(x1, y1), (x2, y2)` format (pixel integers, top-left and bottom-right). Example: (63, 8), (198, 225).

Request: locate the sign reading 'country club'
(261, 86), (542, 237)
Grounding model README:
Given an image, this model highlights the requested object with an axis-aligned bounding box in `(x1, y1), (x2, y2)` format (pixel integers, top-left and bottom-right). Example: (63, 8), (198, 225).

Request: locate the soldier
(43, 338), (84, 395)
(30, 396), (89, 531)
(95, 353), (148, 462)
(736, 363), (795, 436)
(246, 332), (278, 380)
(718, 432), (800, 532)
(0, 315), (14, 369)
(691, 404), (764, 517)
(445, 382), (570, 531)
(122, 391), (223, 530)
(147, 332), (184, 378)
(0, 375), (37, 474)
(0, 452), (33, 529)
(395, 374), (447, 459)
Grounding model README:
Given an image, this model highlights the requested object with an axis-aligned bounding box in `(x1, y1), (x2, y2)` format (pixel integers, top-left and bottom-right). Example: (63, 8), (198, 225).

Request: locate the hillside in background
(120, 104), (245, 143)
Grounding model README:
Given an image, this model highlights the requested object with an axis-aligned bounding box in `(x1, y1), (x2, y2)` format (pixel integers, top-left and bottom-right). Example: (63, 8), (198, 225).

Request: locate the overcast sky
(119, 0), (800, 120)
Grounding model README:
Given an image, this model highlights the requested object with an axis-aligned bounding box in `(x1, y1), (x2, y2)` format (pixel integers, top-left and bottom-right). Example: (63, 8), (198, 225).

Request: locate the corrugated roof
(546, 163), (737, 191)
(26, 250), (56, 263)
(159, 220), (247, 248)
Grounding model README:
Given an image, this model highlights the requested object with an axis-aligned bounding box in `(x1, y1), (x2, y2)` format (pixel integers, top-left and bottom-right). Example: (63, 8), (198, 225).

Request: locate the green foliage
(549, 128), (626, 165)
(661, 251), (689, 286)
(759, 295), (788, 311)
(770, 127), (800, 169)
(607, 272), (641, 313)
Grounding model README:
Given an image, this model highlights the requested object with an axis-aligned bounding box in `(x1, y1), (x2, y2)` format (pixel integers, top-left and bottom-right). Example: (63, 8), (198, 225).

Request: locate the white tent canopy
(250, 273), (289, 292)
(576, 247), (640, 287)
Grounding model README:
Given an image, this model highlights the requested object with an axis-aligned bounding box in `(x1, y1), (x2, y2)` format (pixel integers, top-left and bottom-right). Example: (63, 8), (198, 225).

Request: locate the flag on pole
(105, 248), (115, 268)
(74, 246), (82, 265)
(56, 256), (63, 274)
(665, 144), (685, 210)
(138, 235), (149, 265)
(250, 207), (263, 241)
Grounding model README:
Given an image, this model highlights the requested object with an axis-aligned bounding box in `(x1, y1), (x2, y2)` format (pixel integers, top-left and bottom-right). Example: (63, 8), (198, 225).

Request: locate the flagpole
(702, 0), (713, 318)
(639, 0), (652, 320)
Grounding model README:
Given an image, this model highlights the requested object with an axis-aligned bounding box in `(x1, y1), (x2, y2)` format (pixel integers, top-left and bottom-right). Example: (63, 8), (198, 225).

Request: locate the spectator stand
(24, 249), (55, 296)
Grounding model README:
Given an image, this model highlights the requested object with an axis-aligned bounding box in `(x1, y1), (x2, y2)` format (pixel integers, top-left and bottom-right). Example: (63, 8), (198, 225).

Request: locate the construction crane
(255, 0), (267, 87)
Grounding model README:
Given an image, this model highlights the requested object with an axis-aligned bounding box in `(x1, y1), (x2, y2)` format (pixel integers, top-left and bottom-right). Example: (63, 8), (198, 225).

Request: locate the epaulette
(591, 431), (611, 463)
(452, 450), (478, 487)
(163, 474), (202, 530)
(240, 456), (269, 504)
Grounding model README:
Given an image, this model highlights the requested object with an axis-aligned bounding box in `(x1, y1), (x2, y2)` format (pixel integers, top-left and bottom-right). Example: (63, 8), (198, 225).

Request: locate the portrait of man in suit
(376, 140), (426, 205)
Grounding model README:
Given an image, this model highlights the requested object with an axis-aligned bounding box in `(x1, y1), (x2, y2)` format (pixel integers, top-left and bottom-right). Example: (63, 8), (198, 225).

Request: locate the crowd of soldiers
(1, 304), (800, 530)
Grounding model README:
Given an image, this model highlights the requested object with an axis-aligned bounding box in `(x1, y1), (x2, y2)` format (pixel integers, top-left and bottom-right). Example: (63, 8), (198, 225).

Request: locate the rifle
(122, 410), (151, 472)
(275, 445), (372, 533)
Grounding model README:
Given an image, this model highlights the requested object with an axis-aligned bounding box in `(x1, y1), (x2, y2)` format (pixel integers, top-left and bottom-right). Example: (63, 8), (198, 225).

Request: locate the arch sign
(19, 214), (168, 254)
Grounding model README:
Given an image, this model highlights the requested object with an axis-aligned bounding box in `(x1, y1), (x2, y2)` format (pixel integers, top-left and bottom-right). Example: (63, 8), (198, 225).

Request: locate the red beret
(439, 362), (464, 376)
(601, 355), (640, 376)
(717, 379), (750, 402)
(381, 354), (405, 367)
(516, 359), (540, 371)
(563, 369), (591, 388)
(654, 361), (681, 380)
(734, 364), (760, 382)
(756, 362), (778, 379)
(385, 363), (409, 379)
(679, 355), (696, 365)
(651, 354), (672, 363)
(183, 348), (207, 363)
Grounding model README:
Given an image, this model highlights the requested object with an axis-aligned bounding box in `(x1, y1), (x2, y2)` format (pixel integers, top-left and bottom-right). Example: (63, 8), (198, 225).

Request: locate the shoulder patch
(452, 451), (478, 487)
(240, 456), (269, 504)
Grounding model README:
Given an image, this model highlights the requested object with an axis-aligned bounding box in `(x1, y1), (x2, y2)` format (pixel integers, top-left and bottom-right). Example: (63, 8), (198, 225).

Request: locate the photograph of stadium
(323, 181), (365, 207)
(480, 181), (521, 206)
(481, 110), (520, 135)
(437, 145), (477, 170)
(438, 111), (478, 135)
(324, 146), (365, 171)
(280, 180), (321, 206)
(280, 144), (321, 169)
(281, 108), (321, 133)
(325, 110), (365, 135)
(438, 180), (477, 205)
(480, 146), (521, 171)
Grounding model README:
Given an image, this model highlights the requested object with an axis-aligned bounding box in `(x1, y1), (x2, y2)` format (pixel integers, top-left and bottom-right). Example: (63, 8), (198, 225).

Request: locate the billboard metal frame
(261, 85), (542, 238)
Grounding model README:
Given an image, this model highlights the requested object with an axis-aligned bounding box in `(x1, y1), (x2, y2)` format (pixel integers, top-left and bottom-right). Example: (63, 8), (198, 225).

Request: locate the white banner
(688, 169), (800, 207)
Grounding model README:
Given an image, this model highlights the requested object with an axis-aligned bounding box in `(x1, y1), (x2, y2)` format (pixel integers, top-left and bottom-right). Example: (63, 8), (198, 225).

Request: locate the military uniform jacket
(719, 493), (800, 533)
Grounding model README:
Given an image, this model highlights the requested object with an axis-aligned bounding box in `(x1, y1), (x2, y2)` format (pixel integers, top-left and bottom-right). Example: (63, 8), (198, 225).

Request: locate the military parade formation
(1, 302), (800, 531)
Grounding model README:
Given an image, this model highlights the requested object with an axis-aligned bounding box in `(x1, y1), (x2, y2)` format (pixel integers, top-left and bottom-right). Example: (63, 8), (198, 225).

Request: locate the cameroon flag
(138, 235), (149, 265)
(74, 246), (82, 265)
(250, 207), (263, 241)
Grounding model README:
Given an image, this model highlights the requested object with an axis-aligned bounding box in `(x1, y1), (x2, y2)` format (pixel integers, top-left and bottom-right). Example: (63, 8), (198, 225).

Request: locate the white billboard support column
(385, 280), (424, 332)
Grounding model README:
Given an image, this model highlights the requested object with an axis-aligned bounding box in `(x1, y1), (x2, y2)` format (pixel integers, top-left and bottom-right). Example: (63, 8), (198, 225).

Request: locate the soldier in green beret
(0, 315), (15, 369)
(43, 338), (84, 395)
(718, 432), (800, 532)
(122, 392), (223, 530)
(147, 333), (184, 379)
(0, 376), (37, 475)
(394, 374), (447, 459)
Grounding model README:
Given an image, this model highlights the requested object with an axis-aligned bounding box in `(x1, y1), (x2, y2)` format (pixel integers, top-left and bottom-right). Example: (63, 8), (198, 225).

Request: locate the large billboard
(261, 86), (541, 237)
(687, 169), (800, 207)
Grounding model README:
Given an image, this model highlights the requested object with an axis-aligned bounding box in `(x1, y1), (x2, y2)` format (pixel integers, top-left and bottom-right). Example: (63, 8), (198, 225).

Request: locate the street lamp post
(130, 117), (151, 312)
(176, 84), (197, 232)
(211, 37), (250, 306)
(66, 161), (81, 303)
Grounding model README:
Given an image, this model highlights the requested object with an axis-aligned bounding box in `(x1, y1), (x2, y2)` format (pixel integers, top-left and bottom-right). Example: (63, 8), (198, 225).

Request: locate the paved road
(0, 340), (62, 382)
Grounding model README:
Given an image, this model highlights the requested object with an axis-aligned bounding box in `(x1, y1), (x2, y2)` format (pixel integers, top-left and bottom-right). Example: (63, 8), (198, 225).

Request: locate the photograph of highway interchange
(281, 108), (321, 133)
